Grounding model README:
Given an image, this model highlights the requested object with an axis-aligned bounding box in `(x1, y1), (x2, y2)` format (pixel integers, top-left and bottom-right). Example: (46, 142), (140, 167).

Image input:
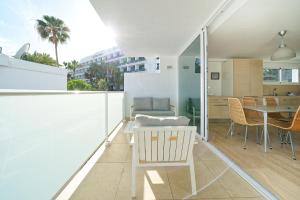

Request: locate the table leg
(263, 112), (268, 152)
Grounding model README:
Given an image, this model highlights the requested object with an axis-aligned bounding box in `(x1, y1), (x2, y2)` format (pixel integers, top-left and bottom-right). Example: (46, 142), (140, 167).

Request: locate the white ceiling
(90, 0), (222, 56)
(208, 0), (300, 61)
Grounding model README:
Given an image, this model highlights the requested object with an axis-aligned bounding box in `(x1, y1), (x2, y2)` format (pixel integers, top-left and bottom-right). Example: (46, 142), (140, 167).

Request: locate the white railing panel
(107, 92), (124, 134)
(0, 92), (120, 200)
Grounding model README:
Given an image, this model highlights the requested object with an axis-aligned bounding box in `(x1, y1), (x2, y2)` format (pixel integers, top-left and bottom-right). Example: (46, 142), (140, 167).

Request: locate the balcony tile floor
(70, 123), (264, 200)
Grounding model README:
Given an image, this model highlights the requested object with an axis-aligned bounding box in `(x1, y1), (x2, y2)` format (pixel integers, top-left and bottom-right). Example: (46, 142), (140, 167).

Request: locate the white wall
(221, 59), (234, 96)
(0, 54), (67, 90)
(124, 56), (178, 117)
(208, 61), (222, 96)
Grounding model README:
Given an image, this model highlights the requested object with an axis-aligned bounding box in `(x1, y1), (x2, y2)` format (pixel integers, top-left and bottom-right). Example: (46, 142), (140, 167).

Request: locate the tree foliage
(67, 80), (92, 91)
(84, 62), (123, 91)
(97, 79), (109, 91)
(21, 51), (57, 66)
(63, 60), (80, 80)
(36, 15), (70, 66)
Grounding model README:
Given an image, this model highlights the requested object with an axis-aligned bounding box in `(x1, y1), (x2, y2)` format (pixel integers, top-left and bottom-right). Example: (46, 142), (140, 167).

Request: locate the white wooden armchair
(131, 126), (197, 198)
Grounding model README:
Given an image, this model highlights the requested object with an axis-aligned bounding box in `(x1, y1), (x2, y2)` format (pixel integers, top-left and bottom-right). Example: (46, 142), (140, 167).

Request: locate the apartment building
(74, 47), (159, 80)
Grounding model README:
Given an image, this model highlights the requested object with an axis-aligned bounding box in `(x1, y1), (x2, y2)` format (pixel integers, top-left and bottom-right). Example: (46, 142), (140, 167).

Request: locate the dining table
(243, 105), (298, 152)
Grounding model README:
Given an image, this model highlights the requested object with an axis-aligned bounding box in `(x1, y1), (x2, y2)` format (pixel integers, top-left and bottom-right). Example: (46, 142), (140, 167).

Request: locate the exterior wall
(124, 56), (178, 117)
(0, 54), (67, 90)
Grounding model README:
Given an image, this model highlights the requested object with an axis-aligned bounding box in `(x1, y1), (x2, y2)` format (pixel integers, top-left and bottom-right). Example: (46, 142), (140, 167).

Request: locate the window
(263, 68), (280, 82)
(281, 69), (299, 83)
(264, 67), (299, 84)
(130, 66), (135, 72)
(139, 64), (145, 71)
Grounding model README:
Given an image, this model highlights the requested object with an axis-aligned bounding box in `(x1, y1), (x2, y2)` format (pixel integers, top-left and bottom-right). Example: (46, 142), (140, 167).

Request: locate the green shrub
(67, 80), (92, 91)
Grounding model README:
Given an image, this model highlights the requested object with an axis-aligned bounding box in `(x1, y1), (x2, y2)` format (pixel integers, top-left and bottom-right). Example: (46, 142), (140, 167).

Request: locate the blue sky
(0, 0), (116, 62)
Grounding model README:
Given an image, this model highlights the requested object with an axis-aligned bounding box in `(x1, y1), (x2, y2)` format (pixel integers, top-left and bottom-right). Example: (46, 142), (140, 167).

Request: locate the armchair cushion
(153, 98), (170, 111)
(135, 114), (190, 127)
(133, 97), (152, 111)
(187, 98), (200, 113)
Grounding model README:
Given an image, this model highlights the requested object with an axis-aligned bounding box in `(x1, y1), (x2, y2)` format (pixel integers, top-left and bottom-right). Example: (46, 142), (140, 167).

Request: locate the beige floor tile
(193, 143), (220, 161)
(71, 124), (264, 200)
(201, 159), (229, 177)
(167, 160), (230, 199)
(115, 164), (173, 200)
(70, 163), (125, 200)
(218, 170), (260, 198)
(97, 143), (130, 163)
(112, 131), (129, 144)
(231, 197), (265, 200)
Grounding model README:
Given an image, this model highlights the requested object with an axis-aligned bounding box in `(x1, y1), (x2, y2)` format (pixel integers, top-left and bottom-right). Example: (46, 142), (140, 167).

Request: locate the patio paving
(70, 123), (264, 200)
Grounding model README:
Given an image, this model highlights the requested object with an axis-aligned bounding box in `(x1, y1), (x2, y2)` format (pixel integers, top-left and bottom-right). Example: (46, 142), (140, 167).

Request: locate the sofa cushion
(153, 98), (170, 111)
(135, 114), (190, 127)
(132, 110), (175, 117)
(133, 97), (152, 111)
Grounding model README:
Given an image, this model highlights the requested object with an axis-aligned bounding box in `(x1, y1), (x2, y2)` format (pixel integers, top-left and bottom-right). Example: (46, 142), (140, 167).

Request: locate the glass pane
(0, 92), (124, 200)
(178, 35), (200, 132)
(281, 69), (299, 83)
(263, 68), (280, 82)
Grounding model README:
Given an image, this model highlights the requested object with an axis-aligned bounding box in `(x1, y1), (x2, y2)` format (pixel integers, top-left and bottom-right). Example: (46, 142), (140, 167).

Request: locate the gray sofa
(131, 97), (176, 117)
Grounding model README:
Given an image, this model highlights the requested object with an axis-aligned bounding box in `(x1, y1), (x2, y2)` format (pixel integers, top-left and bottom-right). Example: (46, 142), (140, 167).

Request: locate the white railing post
(122, 92), (126, 122)
(105, 91), (110, 147)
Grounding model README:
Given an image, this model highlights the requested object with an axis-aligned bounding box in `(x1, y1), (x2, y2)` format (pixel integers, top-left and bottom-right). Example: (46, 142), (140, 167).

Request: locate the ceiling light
(271, 30), (296, 61)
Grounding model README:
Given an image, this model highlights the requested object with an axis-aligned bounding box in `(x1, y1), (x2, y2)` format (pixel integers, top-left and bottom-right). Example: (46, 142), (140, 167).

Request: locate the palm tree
(63, 60), (80, 80)
(36, 15), (70, 66)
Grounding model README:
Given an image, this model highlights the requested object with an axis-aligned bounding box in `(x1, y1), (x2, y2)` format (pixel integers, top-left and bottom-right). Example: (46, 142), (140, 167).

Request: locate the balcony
(0, 90), (264, 200)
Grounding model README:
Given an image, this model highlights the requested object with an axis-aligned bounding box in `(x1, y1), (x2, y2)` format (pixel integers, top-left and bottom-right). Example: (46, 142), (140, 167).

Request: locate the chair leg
(267, 131), (272, 149)
(256, 127), (260, 144)
(260, 128), (264, 145)
(279, 129), (284, 145)
(189, 158), (197, 195)
(131, 148), (136, 197)
(226, 121), (233, 138)
(288, 131), (296, 160)
(242, 126), (248, 149)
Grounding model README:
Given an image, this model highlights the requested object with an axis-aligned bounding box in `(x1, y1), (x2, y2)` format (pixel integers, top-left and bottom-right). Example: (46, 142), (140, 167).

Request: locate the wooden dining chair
(263, 96), (287, 120)
(227, 98), (264, 149)
(242, 97), (263, 144)
(268, 106), (300, 160)
(243, 97), (262, 120)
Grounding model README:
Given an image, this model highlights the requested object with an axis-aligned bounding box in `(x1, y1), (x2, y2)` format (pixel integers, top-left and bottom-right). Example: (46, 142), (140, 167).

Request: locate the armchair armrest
(130, 105), (135, 119)
(169, 104), (176, 115)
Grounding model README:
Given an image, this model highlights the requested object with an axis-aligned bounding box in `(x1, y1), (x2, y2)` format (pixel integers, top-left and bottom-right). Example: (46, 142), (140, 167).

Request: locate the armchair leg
(189, 158), (197, 195)
(242, 126), (248, 149)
